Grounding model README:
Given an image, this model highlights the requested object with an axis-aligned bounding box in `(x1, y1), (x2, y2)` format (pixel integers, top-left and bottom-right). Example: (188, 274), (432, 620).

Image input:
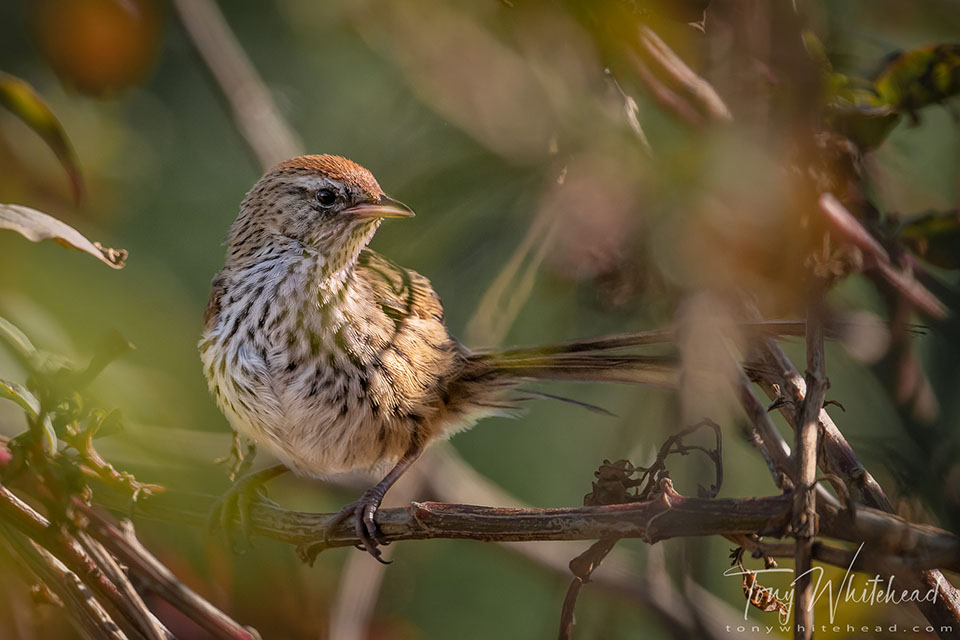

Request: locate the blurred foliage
(0, 71), (82, 200)
(30, 0), (165, 96)
(0, 0), (959, 638)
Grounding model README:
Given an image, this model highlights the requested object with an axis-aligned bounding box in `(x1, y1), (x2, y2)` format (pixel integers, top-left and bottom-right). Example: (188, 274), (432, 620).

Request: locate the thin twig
(420, 444), (750, 640)
(558, 538), (618, 640)
(635, 26), (733, 123)
(0, 485), (150, 639)
(0, 523), (128, 640)
(77, 506), (260, 640)
(75, 530), (172, 640)
(817, 194), (947, 319)
(170, 0), (304, 169)
(742, 301), (960, 634)
(792, 294), (827, 640)
(625, 47), (706, 129)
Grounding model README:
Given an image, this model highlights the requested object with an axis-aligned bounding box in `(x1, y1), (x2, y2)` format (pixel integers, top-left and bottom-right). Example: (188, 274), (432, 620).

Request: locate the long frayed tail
(465, 320), (823, 389)
(467, 330), (681, 388)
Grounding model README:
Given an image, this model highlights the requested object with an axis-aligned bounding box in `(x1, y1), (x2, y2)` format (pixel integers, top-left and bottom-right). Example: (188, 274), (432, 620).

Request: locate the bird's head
(227, 154), (414, 275)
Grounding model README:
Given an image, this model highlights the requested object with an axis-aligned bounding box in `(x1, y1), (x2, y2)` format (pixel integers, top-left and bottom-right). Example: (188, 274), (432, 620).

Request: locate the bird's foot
(213, 432), (256, 482)
(325, 487), (391, 564)
(208, 464), (287, 551)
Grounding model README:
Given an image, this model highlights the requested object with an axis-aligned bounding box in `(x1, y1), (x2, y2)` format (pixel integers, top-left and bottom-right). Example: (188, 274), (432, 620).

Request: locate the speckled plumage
(200, 156), (517, 479)
(200, 155), (677, 558)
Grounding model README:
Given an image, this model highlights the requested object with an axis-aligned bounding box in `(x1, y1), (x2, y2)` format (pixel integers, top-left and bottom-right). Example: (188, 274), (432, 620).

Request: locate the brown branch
(0, 484), (150, 638)
(75, 530), (171, 640)
(0, 523), (127, 640)
(0, 480), (257, 640)
(419, 444), (754, 640)
(743, 302), (960, 634)
(733, 362), (793, 490)
(91, 477), (960, 576)
(635, 26), (733, 124)
(76, 505), (260, 640)
(558, 538), (618, 640)
(817, 194), (947, 319)
(327, 471), (425, 640)
(793, 296), (827, 640)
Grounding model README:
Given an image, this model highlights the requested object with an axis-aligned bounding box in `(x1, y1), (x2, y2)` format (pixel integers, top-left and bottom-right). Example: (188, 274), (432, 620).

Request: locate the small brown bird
(199, 155), (677, 561)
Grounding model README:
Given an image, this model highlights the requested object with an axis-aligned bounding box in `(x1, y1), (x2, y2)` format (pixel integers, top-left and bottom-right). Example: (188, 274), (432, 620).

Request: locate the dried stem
(170, 0), (304, 168)
(792, 295), (827, 640)
(558, 538), (618, 640)
(743, 301), (960, 634)
(818, 194), (947, 319)
(635, 26), (733, 123)
(75, 530), (171, 640)
(0, 523), (127, 640)
(76, 505), (260, 640)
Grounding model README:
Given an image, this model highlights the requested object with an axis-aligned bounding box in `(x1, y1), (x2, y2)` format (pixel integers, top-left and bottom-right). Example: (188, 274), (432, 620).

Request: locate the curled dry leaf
(0, 72), (83, 201)
(0, 204), (126, 269)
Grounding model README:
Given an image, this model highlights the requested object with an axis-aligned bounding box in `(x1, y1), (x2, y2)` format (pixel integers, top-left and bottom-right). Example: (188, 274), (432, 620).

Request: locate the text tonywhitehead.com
(725, 624), (953, 635)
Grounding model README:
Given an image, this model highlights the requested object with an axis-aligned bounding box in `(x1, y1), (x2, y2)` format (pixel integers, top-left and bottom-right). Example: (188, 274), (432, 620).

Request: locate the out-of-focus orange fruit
(31, 0), (165, 96)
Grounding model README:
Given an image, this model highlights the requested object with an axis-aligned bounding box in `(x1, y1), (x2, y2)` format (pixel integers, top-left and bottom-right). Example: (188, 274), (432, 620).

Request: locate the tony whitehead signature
(723, 543), (942, 623)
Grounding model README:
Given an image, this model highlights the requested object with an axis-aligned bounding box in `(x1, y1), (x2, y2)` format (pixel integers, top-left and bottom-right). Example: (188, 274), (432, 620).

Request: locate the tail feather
(470, 338), (679, 388)
(483, 320), (810, 360)
(466, 319), (821, 392)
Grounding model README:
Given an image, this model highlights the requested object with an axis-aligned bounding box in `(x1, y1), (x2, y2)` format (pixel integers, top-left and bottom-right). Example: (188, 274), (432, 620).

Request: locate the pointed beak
(342, 195), (416, 220)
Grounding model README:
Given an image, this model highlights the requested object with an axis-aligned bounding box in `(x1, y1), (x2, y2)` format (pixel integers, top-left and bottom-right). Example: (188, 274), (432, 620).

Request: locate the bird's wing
(356, 249), (445, 327)
(203, 270), (227, 332)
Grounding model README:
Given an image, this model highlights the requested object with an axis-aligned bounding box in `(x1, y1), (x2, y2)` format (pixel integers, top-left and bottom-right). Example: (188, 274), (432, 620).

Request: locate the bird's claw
(208, 471), (278, 552)
(326, 489), (390, 563)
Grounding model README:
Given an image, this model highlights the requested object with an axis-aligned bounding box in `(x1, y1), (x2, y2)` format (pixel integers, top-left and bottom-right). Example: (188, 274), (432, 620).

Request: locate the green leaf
(825, 100), (901, 149)
(0, 380), (57, 454)
(0, 316), (37, 364)
(874, 44), (960, 112)
(0, 379), (40, 418)
(823, 68), (902, 148)
(39, 414), (57, 455)
(0, 71), (83, 202)
(0, 203), (127, 268)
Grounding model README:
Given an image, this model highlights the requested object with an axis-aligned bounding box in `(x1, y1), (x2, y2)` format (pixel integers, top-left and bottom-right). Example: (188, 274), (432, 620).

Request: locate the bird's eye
(316, 188), (337, 206)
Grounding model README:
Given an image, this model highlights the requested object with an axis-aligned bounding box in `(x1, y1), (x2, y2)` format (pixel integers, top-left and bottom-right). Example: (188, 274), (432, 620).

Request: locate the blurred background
(0, 0), (958, 638)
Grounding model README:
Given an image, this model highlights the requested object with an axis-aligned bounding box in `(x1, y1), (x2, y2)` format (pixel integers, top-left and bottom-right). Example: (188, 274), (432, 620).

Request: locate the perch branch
(89, 479), (960, 576)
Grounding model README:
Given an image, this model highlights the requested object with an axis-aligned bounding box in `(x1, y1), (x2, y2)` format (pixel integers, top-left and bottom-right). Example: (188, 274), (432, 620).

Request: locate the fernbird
(199, 155), (676, 561)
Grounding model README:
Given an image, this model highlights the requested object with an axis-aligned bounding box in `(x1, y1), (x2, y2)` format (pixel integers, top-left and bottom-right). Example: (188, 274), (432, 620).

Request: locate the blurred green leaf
(0, 71), (83, 201)
(897, 209), (960, 269)
(73, 329), (134, 388)
(0, 203), (127, 268)
(0, 316), (37, 364)
(87, 408), (124, 440)
(0, 379), (40, 418)
(874, 44), (960, 113)
(0, 379), (57, 452)
(825, 99), (901, 149)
